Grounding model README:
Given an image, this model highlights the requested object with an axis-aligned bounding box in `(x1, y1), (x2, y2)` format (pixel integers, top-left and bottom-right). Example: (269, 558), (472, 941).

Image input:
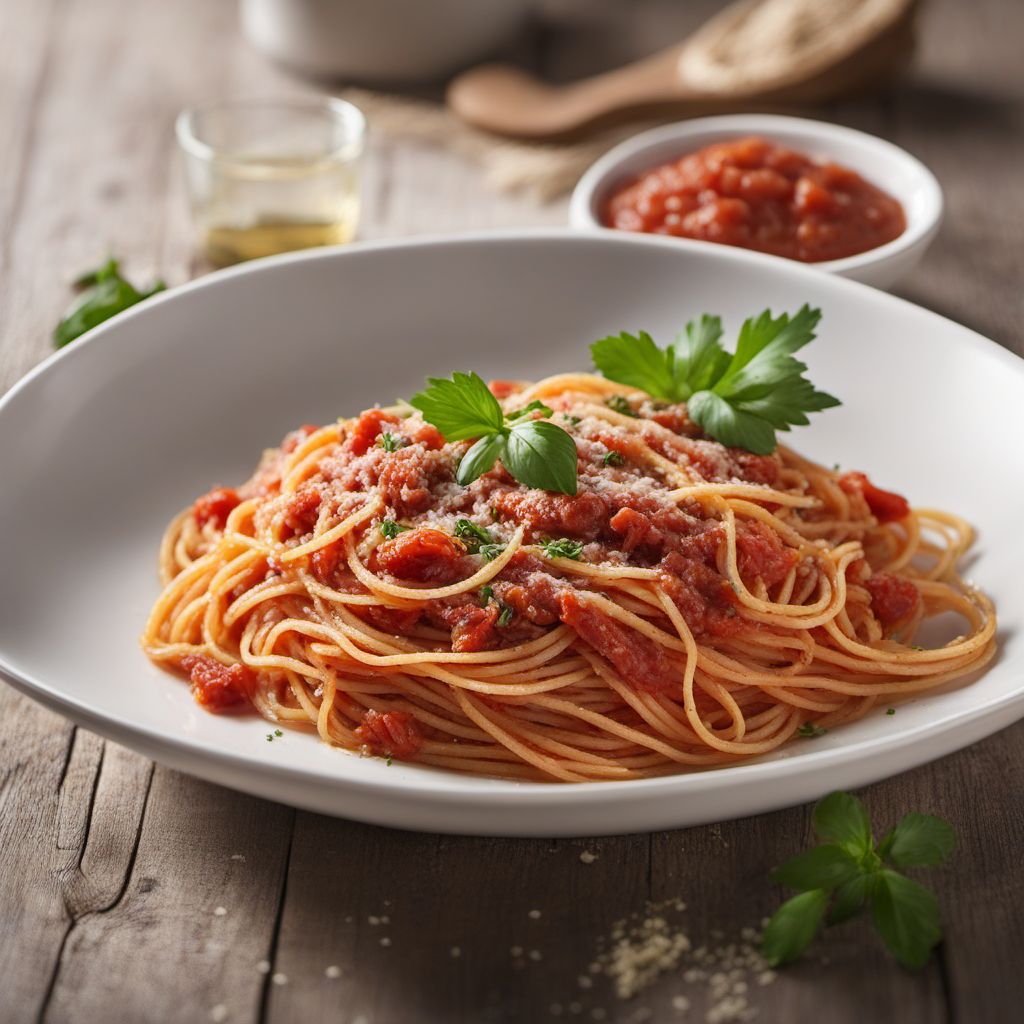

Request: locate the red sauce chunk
(865, 572), (920, 628)
(558, 591), (677, 693)
(194, 487), (241, 530)
(354, 708), (423, 760)
(180, 654), (252, 709)
(839, 472), (910, 524)
(375, 528), (466, 584)
(603, 136), (906, 263)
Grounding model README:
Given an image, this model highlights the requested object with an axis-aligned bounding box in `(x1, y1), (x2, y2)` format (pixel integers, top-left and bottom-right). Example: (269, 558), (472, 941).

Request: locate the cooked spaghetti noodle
(142, 373), (995, 782)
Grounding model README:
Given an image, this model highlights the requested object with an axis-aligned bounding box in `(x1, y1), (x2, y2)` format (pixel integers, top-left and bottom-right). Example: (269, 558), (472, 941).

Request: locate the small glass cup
(176, 97), (366, 266)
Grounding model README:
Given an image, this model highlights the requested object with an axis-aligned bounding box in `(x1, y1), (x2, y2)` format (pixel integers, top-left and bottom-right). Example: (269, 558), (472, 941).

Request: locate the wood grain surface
(1, 1), (1021, 1022)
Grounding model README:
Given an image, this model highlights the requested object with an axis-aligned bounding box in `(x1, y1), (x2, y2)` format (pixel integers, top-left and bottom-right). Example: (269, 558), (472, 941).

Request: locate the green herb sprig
(54, 257), (165, 348)
(541, 538), (584, 560)
(380, 519), (410, 540)
(762, 792), (955, 970)
(410, 373), (577, 495)
(591, 306), (840, 455)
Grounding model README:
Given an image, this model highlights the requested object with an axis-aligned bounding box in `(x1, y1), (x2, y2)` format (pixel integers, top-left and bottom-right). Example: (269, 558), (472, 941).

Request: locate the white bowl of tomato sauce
(569, 114), (943, 290)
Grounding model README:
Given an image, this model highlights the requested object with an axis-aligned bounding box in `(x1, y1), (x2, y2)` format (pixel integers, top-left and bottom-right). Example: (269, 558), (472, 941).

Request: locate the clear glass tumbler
(176, 97), (366, 266)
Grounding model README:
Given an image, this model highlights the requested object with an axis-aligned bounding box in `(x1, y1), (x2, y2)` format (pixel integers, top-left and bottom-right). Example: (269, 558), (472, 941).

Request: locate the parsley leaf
(541, 538), (584, 560)
(55, 257), (165, 348)
(410, 372), (504, 441)
(496, 604), (514, 627)
(603, 450), (625, 467)
(410, 373), (578, 495)
(604, 394), (638, 417)
(507, 400), (553, 421)
(796, 722), (828, 738)
(479, 585), (495, 606)
(762, 791), (954, 969)
(454, 519), (494, 554)
(478, 543), (505, 562)
(378, 432), (406, 452)
(380, 519), (410, 540)
(591, 306), (840, 455)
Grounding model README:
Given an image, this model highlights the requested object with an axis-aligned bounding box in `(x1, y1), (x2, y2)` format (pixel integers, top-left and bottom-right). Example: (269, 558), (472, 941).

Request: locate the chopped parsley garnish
(409, 372), (577, 495)
(274, 729), (282, 736)
(591, 306), (840, 455)
(886, 707), (896, 716)
(478, 543), (505, 563)
(541, 538), (584, 560)
(54, 257), (165, 348)
(605, 394), (637, 417)
(378, 432), (406, 452)
(762, 791), (954, 969)
(506, 400), (553, 421)
(454, 518), (494, 554)
(496, 605), (514, 627)
(562, 414), (582, 427)
(797, 722), (828, 738)
(386, 756), (393, 766)
(602, 450), (625, 467)
(479, 585), (495, 606)
(380, 519), (410, 540)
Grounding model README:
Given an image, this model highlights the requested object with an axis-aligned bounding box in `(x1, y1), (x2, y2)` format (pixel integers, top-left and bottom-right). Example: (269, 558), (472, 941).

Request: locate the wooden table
(2, 1), (1022, 1021)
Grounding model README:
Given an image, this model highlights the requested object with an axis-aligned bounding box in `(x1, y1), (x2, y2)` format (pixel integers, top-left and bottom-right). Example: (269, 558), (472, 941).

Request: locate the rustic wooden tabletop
(1, 1), (1022, 1022)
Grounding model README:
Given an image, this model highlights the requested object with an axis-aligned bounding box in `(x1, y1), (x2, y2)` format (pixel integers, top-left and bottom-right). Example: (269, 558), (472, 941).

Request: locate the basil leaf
(503, 420), (578, 495)
(410, 372), (504, 441)
(870, 870), (942, 969)
(761, 889), (829, 967)
(878, 814), (955, 869)
(813, 792), (873, 859)
(827, 873), (872, 926)
(457, 432), (506, 485)
(771, 845), (860, 892)
(54, 267), (165, 349)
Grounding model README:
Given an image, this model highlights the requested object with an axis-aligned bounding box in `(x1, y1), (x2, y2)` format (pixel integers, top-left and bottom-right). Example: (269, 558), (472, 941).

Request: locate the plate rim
(1, 228), (1022, 812)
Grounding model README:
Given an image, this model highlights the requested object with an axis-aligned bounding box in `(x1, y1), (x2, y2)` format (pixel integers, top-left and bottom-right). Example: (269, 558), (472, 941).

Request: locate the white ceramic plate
(1, 231), (1021, 837)
(568, 115), (944, 290)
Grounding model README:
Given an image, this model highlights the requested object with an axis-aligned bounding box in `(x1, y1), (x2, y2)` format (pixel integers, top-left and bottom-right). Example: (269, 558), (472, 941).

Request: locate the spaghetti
(142, 373), (995, 782)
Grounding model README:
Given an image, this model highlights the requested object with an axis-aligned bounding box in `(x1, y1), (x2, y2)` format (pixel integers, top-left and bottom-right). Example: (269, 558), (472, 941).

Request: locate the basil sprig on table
(410, 372), (578, 495)
(591, 305), (840, 455)
(762, 792), (955, 969)
(54, 257), (165, 348)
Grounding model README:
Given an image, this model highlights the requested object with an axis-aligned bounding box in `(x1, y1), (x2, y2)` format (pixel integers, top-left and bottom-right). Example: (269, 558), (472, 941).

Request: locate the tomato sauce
(603, 136), (906, 263)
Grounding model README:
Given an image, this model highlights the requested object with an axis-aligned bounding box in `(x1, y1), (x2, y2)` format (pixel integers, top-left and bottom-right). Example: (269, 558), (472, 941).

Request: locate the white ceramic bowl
(2, 231), (1021, 837)
(569, 115), (943, 290)
(240, 0), (529, 83)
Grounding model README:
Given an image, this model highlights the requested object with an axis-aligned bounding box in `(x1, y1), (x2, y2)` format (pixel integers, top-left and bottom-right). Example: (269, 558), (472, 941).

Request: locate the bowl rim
(568, 113), (944, 277)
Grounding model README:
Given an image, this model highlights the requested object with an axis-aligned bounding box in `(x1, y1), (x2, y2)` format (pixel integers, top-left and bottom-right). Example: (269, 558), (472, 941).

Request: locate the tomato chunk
(194, 487), (240, 530)
(375, 528), (465, 584)
(839, 472), (910, 524)
(865, 572), (920, 628)
(354, 708), (423, 760)
(180, 654), (252, 709)
(735, 521), (796, 588)
(559, 591), (677, 693)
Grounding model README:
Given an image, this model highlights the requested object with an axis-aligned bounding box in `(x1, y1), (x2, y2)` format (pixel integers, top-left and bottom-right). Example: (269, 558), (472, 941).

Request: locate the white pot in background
(240, 0), (530, 83)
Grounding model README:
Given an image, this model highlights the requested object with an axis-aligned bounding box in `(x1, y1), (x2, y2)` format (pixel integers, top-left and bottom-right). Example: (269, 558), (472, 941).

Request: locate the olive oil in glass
(177, 99), (365, 266)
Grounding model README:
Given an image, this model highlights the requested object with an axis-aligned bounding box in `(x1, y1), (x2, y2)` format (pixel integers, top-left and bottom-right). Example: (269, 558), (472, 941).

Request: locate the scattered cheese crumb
(379, 937), (392, 947)
(210, 1006), (228, 1022)
(577, 975), (593, 989)
(230, 854), (245, 862)
(255, 960), (270, 975)
(510, 946), (524, 957)
(450, 946), (461, 958)
(580, 851), (598, 864)
(213, 907), (227, 917)
(529, 909), (542, 920)
(325, 965), (341, 979)
(528, 949), (543, 962)
(271, 973), (288, 986)
(671, 994), (690, 1014)
(367, 915), (381, 926)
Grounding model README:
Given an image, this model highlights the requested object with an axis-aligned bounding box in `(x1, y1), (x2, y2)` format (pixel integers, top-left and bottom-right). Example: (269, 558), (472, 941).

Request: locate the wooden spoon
(447, 0), (918, 139)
